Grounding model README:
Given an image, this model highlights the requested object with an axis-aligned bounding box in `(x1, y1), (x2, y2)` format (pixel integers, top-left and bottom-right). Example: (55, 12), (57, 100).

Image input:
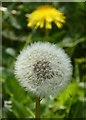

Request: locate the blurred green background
(1, 2), (85, 119)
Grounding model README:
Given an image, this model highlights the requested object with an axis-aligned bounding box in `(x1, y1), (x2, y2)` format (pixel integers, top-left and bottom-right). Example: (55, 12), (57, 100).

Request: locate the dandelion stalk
(45, 29), (49, 41)
(35, 97), (40, 119)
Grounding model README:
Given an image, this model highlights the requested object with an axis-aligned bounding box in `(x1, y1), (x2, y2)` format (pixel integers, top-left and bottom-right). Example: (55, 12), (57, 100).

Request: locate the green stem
(23, 33), (32, 48)
(35, 97), (40, 120)
(45, 29), (49, 41)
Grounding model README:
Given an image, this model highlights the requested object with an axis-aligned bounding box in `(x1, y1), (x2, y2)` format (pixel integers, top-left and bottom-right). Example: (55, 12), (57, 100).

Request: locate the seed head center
(33, 60), (54, 80)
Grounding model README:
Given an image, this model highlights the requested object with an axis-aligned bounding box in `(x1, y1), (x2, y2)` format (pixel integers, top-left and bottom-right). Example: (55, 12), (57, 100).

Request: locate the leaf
(57, 37), (85, 47)
(12, 98), (30, 118)
(68, 99), (84, 118)
(9, 14), (21, 30)
(5, 47), (16, 57)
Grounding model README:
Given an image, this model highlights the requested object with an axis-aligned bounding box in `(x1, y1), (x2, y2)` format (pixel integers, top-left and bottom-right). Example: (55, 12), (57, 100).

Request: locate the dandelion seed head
(15, 42), (72, 97)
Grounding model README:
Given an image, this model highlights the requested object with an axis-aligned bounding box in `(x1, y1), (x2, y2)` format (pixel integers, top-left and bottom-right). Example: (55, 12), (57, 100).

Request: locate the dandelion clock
(15, 42), (72, 118)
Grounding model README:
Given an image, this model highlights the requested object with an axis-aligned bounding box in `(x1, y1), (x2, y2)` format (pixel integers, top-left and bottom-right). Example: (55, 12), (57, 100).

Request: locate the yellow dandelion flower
(27, 5), (66, 29)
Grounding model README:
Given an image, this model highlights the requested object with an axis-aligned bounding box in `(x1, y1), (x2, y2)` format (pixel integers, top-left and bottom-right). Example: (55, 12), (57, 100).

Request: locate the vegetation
(1, 2), (85, 119)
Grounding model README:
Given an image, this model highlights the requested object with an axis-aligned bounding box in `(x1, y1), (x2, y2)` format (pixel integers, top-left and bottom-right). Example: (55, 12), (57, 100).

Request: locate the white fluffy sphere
(15, 42), (72, 97)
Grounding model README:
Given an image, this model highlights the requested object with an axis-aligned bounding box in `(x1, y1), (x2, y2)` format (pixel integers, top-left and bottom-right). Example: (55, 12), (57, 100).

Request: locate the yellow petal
(35, 22), (40, 28)
(55, 17), (65, 23)
(46, 16), (53, 22)
(45, 21), (52, 29)
(55, 21), (63, 28)
(40, 20), (44, 28)
(27, 22), (32, 27)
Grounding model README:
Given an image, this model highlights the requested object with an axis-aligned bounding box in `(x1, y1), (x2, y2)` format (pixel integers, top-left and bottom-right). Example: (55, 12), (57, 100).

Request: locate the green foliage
(1, 2), (85, 119)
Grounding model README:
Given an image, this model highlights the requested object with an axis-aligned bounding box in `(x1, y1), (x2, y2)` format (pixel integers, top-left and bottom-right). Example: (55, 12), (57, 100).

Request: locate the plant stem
(23, 33), (32, 48)
(35, 97), (40, 120)
(45, 29), (49, 41)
